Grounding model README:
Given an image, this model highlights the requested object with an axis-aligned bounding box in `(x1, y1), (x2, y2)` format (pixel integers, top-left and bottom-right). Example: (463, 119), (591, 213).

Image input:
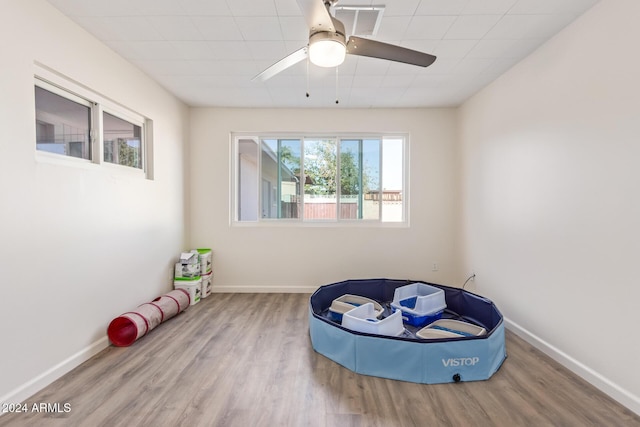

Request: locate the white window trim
(230, 132), (409, 227)
(34, 63), (152, 179)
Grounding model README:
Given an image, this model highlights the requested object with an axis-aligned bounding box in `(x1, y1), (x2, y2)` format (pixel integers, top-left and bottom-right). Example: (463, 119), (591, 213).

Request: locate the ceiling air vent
(333, 5), (385, 37)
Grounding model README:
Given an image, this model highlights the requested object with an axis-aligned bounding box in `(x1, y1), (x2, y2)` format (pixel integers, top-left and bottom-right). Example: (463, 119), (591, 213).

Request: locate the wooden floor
(1, 293), (638, 427)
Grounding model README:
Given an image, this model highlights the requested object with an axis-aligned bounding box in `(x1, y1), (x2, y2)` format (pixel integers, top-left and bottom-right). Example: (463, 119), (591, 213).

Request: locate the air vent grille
(334, 5), (385, 36)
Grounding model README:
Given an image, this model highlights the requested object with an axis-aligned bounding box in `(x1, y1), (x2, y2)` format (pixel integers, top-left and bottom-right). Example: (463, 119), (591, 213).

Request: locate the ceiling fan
(252, 0), (437, 82)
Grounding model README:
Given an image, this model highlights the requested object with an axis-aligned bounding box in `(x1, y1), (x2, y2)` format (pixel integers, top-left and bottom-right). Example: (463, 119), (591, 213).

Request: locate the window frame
(231, 132), (409, 227)
(34, 65), (152, 179)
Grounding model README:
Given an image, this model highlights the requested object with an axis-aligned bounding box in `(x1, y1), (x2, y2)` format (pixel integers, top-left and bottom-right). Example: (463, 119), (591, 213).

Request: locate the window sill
(231, 220), (409, 228)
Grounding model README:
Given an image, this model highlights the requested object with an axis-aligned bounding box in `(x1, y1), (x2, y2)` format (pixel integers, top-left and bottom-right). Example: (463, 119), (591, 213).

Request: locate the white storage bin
(328, 294), (383, 322)
(201, 272), (213, 298)
(174, 277), (202, 305)
(196, 248), (213, 275)
(180, 252), (199, 265)
(415, 328), (462, 339)
(175, 262), (199, 278)
(390, 283), (446, 327)
(342, 303), (404, 337)
(416, 319), (486, 340)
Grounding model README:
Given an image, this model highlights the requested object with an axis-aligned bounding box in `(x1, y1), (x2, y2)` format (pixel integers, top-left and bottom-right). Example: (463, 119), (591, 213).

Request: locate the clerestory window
(34, 68), (152, 178)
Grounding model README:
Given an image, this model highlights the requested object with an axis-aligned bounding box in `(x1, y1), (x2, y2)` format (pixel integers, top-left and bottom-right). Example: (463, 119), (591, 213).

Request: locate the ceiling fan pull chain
(335, 66), (339, 104)
(306, 55), (310, 98)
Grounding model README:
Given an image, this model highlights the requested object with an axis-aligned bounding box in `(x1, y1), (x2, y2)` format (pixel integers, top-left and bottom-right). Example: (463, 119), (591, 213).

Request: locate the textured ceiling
(46, 0), (599, 108)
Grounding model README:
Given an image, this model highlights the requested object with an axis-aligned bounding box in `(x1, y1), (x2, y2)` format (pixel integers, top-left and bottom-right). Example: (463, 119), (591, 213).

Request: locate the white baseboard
(505, 317), (640, 416)
(0, 336), (109, 410)
(212, 285), (317, 293)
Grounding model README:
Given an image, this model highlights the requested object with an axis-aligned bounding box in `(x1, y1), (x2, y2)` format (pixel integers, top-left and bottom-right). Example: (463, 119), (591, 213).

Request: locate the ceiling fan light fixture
(252, 0), (436, 84)
(308, 32), (346, 67)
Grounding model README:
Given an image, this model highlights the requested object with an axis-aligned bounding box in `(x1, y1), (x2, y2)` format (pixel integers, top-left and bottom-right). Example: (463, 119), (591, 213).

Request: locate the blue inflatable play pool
(309, 278), (506, 384)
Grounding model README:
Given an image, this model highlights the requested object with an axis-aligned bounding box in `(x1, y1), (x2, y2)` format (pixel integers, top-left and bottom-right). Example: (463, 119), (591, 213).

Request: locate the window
(35, 85), (92, 160)
(34, 71), (152, 177)
(233, 134), (406, 224)
(103, 111), (143, 169)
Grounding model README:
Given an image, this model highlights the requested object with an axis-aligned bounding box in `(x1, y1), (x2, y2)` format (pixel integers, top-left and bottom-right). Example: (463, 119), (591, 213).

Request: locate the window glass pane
(362, 139), (381, 220)
(340, 139), (381, 220)
(238, 138), (259, 221)
(261, 139), (301, 219)
(304, 139), (337, 220)
(261, 139), (278, 218)
(35, 86), (91, 160)
(103, 112), (142, 169)
(339, 140), (361, 219)
(279, 140), (301, 219)
(381, 138), (404, 222)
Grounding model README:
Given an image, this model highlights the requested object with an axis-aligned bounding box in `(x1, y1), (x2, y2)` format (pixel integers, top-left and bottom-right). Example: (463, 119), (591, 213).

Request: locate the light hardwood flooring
(1, 293), (638, 426)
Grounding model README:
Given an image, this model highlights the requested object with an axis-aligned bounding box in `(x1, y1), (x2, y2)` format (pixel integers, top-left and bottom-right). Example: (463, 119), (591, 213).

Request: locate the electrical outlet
(432, 263), (439, 271)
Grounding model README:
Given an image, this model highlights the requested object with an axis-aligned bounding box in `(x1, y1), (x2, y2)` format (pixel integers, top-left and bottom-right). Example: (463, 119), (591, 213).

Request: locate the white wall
(189, 108), (460, 292)
(0, 1), (189, 404)
(459, 0), (640, 414)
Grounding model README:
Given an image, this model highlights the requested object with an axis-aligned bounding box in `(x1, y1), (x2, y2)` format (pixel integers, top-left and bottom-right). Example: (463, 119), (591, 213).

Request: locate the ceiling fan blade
(346, 36), (436, 67)
(297, 0), (335, 33)
(252, 47), (309, 82)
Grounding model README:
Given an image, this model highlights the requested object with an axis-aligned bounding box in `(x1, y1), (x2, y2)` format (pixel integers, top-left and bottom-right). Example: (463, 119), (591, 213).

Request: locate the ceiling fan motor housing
(309, 13), (346, 42)
(309, 30), (345, 49)
(308, 15), (346, 67)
